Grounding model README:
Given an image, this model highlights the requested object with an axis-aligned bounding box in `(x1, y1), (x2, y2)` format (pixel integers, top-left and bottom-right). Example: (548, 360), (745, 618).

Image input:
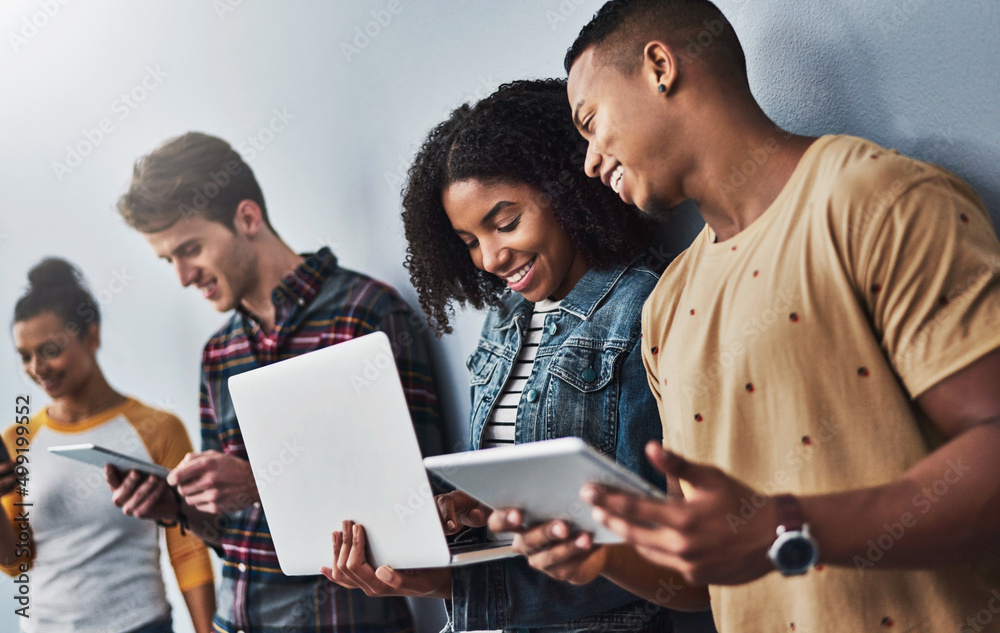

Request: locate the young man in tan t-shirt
(487, 1), (1000, 631)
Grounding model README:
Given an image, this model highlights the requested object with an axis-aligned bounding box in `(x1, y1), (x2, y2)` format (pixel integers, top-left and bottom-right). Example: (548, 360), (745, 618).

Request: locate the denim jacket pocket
(546, 341), (628, 454)
(467, 347), (500, 387)
(467, 346), (507, 448)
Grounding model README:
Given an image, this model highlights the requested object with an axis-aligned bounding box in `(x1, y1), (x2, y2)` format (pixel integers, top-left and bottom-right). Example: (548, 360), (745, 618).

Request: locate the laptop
(227, 331), (515, 575)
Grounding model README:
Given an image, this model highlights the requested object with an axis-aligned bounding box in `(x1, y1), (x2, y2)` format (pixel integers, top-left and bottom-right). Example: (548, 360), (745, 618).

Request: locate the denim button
(547, 322), (557, 335)
(526, 389), (538, 403)
(582, 368), (597, 382)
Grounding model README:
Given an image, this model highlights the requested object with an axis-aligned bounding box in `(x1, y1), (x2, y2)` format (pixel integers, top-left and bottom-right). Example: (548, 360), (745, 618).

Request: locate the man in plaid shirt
(109, 131), (444, 633)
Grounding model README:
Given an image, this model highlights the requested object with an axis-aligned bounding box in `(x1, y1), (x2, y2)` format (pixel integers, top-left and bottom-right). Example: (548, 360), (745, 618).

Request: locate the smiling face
(568, 46), (683, 214)
(143, 212), (258, 313)
(442, 179), (589, 303)
(14, 312), (99, 400)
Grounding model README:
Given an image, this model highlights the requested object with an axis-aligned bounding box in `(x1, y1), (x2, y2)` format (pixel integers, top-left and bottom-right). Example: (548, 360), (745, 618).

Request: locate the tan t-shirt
(642, 135), (1000, 632)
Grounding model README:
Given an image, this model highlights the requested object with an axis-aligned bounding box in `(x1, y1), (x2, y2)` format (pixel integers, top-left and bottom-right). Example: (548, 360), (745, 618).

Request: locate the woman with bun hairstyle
(323, 79), (714, 632)
(0, 258), (216, 633)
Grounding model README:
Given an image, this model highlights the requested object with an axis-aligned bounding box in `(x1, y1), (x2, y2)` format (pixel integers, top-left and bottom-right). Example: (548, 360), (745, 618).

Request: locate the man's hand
(488, 508), (608, 585)
(321, 520), (452, 599)
(435, 490), (489, 534)
(586, 440), (776, 586)
(106, 465), (177, 522)
(167, 450), (259, 514)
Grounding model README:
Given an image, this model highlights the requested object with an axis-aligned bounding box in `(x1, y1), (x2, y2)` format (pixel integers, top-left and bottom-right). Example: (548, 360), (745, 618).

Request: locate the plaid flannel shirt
(198, 247), (442, 633)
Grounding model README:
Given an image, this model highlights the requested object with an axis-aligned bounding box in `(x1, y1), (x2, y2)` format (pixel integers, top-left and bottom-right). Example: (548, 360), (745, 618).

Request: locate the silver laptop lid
(228, 331), (452, 574)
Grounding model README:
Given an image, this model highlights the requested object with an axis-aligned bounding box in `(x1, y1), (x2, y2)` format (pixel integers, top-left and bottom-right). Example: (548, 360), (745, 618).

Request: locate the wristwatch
(767, 494), (819, 576)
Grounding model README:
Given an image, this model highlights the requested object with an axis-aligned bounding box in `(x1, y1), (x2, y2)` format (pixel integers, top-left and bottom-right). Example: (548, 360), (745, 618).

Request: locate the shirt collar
(237, 247), (339, 322)
(271, 246), (339, 308)
(492, 264), (630, 330)
(556, 265), (629, 320)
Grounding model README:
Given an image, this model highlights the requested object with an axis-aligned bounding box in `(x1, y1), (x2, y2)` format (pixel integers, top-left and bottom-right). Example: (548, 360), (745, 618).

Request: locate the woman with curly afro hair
(324, 79), (714, 632)
(401, 78), (656, 335)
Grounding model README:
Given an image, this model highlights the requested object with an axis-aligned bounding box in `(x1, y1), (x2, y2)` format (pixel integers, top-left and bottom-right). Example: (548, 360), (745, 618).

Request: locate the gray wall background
(0, 1), (997, 632)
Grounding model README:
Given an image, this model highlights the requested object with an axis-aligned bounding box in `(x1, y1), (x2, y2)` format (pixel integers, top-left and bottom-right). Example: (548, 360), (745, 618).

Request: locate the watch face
(777, 536), (816, 571)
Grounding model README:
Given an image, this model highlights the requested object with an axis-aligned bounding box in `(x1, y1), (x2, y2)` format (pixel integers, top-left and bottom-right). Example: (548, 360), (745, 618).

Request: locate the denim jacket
(449, 262), (671, 633)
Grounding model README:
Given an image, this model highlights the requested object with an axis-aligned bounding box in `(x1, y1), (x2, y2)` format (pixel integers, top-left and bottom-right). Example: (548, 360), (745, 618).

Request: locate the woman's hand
(488, 508), (608, 585)
(321, 520), (452, 599)
(435, 490), (489, 534)
(106, 465), (178, 522)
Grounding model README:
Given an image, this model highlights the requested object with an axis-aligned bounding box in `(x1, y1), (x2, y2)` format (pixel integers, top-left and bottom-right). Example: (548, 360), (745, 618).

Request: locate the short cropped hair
(117, 132), (272, 234)
(565, 0), (746, 81)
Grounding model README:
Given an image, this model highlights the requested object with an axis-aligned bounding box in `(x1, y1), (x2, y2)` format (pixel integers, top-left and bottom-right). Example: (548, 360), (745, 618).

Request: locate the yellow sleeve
(1, 420), (37, 576)
(125, 402), (215, 592)
(163, 524), (215, 592)
(853, 171), (1000, 397)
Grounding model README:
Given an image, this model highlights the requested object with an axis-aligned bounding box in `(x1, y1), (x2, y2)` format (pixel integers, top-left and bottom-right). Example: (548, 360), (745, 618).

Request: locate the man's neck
(679, 95), (817, 242)
(240, 240), (305, 334)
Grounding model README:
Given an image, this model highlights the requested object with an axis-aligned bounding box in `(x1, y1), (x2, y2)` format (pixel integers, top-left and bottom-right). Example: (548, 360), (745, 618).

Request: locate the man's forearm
(602, 545), (711, 612)
(802, 421), (1000, 569)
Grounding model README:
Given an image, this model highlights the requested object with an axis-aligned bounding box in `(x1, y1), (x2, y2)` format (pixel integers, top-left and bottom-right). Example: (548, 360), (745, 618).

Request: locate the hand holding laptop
(322, 520), (453, 599)
(322, 490), (490, 598)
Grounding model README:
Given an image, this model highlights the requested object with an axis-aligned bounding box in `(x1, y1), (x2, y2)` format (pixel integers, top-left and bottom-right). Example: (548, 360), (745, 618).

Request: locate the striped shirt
(482, 299), (562, 448)
(199, 247), (442, 633)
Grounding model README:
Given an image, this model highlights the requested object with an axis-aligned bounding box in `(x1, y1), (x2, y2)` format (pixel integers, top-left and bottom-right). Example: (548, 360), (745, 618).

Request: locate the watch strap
(774, 493), (805, 534)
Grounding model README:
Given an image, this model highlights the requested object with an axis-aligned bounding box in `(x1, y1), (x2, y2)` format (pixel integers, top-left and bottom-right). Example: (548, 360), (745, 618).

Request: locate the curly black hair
(402, 78), (656, 336)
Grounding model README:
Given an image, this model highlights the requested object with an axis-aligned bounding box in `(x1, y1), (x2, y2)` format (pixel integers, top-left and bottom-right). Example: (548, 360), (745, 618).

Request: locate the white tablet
(423, 436), (666, 544)
(48, 443), (171, 478)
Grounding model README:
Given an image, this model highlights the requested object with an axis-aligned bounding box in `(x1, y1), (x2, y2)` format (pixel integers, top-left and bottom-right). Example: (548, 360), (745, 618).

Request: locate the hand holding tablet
(423, 436), (666, 544)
